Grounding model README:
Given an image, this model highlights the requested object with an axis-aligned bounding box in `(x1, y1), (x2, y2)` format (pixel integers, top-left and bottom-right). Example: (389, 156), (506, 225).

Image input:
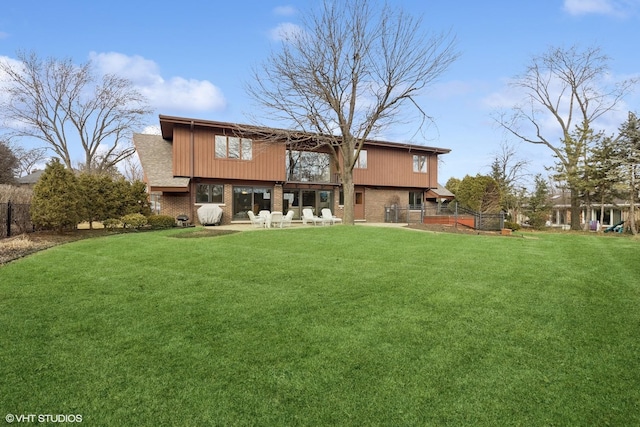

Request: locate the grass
(1, 226), (639, 426)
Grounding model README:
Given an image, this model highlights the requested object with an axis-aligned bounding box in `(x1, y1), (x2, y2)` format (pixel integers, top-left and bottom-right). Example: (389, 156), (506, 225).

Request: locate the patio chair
(258, 210), (270, 218)
(269, 211), (284, 228)
(321, 208), (342, 225)
(281, 210), (294, 228)
(247, 211), (266, 228)
(302, 208), (323, 226)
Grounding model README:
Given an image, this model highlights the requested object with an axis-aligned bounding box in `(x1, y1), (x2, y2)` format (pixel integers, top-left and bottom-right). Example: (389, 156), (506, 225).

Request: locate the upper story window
(413, 155), (427, 173)
(286, 150), (331, 182)
(215, 135), (252, 160)
(354, 150), (367, 169)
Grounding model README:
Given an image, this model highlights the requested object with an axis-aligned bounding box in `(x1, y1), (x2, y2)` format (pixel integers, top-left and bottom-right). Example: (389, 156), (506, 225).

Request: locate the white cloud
(564, 0), (615, 15)
(89, 51), (226, 112)
(563, 0), (640, 16)
(273, 5), (296, 16)
(269, 22), (303, 41)
(141, 125), (161, 135)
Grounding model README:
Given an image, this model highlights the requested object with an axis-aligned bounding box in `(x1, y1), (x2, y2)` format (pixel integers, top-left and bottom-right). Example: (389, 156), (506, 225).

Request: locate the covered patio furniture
(321, 208), (342, 225)
(197, 204), (223, 226)
(247, 211), (266, 228)
(302, 208), (323, 226)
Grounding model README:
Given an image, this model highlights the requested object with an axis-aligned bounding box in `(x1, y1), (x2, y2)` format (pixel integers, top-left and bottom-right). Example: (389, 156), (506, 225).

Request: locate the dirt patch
(406, 223), (501, 236)
(0, 228), (241, 266)
(0, 229), (119, 266)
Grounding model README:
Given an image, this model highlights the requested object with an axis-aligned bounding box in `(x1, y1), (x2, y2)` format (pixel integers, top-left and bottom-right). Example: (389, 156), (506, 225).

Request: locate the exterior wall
(172, 125), (286, 181)
(353, 146), (438, 188)
(152, 118), (452, 225)
(364, 188), (411, 223)
(160, 193), (192, 223)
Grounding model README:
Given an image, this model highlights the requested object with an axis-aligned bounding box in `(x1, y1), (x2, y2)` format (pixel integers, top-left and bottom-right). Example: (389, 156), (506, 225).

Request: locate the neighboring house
(548, 191), (638, 231)
(134, 115), (451, 225)
(16, 169), (44, 187)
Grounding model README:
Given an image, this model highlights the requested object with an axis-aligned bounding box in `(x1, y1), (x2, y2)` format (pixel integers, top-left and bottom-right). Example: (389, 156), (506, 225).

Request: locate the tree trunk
(342, 173), (355, 225)
(570, 188), (582, 230)
(583, 194), (592, 231)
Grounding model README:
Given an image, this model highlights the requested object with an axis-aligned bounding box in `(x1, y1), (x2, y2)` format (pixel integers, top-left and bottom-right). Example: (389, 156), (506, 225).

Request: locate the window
(409, 191), (423, 209)
(286, 150), (331, 182)
(215, 135), (252, 160)
(196, 184), (224, 203)
(354, 150), (367, 169)
(413, 155), (427, 173)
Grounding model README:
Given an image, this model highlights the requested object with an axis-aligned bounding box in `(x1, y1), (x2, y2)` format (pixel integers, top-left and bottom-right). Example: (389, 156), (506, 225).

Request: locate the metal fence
(385, 202), (504, 231)
(1, 202), (33, 238)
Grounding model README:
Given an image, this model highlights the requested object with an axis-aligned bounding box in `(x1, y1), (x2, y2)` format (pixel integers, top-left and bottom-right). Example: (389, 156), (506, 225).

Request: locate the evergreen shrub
(147, 215), (176, 229)
(121, 213), (147, 229)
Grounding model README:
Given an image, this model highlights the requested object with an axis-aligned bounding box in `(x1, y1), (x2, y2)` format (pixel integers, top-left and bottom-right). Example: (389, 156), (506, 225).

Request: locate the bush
(0, 185), (33, 204)
(103, 218), (122, 231)
(504, 221), (521, 231)
(147, 215), (175, 229)
(121, 213), (147, 229)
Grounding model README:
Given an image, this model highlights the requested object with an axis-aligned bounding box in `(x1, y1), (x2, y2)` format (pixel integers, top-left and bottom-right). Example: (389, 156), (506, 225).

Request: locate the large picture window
(196, 184), (224, 203)
(286, 150), (331, 182)
(413, 155), (427, 173)
(215, 135), (252, 160)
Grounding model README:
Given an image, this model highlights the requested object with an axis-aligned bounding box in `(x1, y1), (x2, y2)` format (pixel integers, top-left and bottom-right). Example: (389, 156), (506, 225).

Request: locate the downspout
(190, 121), (195, 224)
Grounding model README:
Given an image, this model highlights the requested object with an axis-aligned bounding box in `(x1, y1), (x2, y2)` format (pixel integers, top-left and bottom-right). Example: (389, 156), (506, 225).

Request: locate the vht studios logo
(5, 414), (83, 423)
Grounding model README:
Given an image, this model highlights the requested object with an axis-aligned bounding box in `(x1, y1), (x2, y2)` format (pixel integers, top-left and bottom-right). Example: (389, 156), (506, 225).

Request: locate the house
(134, 115), (451, 225)
(548, 191), (639, 232)
(16, 169), (44, 187)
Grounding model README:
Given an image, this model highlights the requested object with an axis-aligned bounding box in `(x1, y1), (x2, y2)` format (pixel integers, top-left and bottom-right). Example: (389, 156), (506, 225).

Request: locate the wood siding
(172, 125), (286, 181)
(352, 146), (438, 188)
(169, 121), (441, 188)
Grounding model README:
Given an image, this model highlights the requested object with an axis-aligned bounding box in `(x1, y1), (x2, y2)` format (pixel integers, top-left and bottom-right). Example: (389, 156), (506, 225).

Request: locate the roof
(158, 114), (451, 155)
(16, 169), (44, 185)
(426, 184), (455, 200)
(133, 133), (190, 191)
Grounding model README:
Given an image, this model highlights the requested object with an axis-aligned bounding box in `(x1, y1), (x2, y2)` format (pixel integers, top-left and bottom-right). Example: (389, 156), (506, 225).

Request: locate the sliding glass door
(283, 188), (334, 219)
(232, 186), (272, 220)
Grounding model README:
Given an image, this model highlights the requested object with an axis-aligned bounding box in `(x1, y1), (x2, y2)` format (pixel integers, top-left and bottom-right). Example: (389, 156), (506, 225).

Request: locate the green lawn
(1, 226), (639, 426)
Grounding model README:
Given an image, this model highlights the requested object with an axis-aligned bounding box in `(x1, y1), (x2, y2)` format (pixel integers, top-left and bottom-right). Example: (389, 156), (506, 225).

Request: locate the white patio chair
(258, 210), (270, 219)
(247, 211), (266, 228)
(281, 210), (294, 228)
(321, 208), (342, 225)
(269, 211), (284, 228)
(302, 208), (323, 226)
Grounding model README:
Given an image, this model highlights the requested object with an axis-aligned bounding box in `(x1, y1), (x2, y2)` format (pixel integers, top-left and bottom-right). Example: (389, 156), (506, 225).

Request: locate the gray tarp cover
(197, 204), (223, 225)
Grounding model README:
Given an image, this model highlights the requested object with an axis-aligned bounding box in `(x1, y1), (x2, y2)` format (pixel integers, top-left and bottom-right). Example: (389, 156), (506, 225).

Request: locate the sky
(1, 0), (639, 186)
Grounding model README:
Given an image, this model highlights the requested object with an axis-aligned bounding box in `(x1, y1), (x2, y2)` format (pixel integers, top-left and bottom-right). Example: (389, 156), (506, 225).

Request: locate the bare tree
(246, 0), (458, 224)
(9, 143), (48, 176)
(488, 141), (530, 222)
(0, 51), (152, 174)
(120, 152), (144, 183)
(497, 45), (636, 230)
